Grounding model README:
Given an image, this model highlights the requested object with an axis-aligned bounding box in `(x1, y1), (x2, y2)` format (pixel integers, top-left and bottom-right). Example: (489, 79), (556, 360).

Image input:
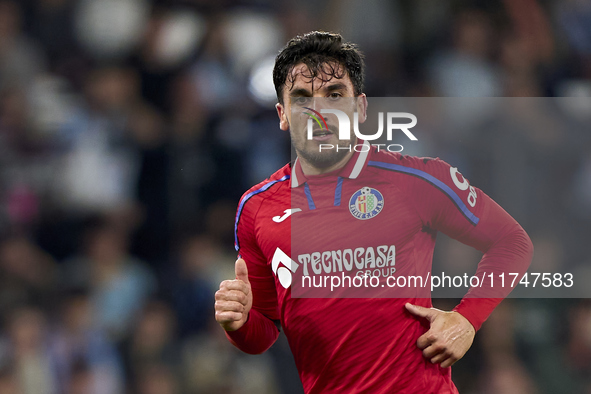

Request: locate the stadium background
(0, 0), (590, 393)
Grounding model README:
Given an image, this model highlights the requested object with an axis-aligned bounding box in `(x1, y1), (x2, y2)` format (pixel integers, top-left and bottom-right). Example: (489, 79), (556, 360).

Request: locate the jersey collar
(291, 140), (371, 188)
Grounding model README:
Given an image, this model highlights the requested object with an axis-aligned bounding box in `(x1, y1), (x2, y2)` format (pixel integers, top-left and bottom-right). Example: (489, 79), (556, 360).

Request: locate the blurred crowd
(0, 0), (590, 393)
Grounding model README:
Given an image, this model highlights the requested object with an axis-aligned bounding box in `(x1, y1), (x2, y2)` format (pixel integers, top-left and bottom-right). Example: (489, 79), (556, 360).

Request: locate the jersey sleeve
(226, 193), (280, 354)
(405, 157), (534, 331)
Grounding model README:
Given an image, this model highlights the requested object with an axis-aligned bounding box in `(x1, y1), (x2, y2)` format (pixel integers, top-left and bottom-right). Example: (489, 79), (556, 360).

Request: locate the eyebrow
(288, 82), (349, 97)
(324, 82), (348, 92)
(289, 88), (311, 97)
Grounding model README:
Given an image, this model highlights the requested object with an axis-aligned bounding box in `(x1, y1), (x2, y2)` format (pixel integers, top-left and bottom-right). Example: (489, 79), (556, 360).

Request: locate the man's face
(276, 63), (367, 171)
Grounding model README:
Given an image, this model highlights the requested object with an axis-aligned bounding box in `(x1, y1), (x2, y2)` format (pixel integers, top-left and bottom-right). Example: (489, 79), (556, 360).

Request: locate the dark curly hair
(273, 31), (365, 104)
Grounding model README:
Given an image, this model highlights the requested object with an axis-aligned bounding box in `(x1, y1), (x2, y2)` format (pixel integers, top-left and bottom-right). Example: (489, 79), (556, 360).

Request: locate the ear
(276, 102), (290, 131)
(356, 94), (368, 123)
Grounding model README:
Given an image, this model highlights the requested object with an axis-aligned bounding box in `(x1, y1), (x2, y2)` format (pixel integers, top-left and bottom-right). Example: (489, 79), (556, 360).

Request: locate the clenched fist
(215, 258), (253, 331)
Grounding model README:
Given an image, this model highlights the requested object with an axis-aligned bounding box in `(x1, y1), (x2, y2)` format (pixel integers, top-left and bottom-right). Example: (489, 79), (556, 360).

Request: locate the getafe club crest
(349, 187), (384, 220)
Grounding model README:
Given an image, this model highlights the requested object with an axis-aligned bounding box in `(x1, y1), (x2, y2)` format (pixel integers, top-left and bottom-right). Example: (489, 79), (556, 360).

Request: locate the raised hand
(215, 258), (253, 331)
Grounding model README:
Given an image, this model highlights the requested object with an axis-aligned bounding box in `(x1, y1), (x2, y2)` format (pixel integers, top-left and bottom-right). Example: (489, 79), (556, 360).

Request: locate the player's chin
(301, 146), (350, 169)
(305, 137), (349, 151)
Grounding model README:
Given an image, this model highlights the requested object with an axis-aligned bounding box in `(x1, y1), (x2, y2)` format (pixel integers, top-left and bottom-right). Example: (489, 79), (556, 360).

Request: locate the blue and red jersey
(228, 142), (533, 394)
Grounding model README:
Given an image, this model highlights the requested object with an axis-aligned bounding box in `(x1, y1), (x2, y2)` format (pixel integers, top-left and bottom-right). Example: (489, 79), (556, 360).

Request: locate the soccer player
(215, 31), (533, 393)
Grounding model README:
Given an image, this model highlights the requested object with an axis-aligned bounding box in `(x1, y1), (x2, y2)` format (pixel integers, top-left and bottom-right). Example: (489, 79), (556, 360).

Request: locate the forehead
(285, 62), (354, 93)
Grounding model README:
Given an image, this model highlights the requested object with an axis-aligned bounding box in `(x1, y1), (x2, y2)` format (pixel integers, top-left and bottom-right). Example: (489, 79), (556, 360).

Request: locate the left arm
(404, 157), (534, 367)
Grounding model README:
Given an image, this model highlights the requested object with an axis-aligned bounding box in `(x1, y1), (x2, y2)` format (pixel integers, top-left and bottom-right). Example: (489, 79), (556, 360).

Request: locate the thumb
(405, 303), (438, 322)
(235, 258), (250, 285)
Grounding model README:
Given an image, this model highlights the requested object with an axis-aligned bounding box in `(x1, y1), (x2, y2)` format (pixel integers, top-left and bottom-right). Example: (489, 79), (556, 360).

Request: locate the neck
(298, 149), (355, 176)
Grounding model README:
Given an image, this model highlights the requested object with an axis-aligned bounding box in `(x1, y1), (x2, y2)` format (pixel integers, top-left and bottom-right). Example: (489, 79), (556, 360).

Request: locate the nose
(310, 96), (332, 112)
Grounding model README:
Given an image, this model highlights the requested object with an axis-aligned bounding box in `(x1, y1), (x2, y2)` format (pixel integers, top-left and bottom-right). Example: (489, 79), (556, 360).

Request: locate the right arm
(215, 258), (280, 354)
(214, 196), (281, 354)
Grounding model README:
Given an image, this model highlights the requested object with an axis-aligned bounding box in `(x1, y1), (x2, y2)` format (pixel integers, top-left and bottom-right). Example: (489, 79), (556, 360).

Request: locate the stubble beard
(291, 132), (353, 170)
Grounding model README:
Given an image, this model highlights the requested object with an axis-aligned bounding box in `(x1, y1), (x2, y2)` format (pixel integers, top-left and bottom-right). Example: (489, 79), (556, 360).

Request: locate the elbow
(526, 232), (534, 260)
(225, 322), (279, 355)
(229, 336), (277, 355)
(515, 226), (534, 271)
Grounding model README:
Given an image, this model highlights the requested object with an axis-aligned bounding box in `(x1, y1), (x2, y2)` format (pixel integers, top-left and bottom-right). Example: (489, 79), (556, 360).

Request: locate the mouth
(311, 128), (334, 141)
